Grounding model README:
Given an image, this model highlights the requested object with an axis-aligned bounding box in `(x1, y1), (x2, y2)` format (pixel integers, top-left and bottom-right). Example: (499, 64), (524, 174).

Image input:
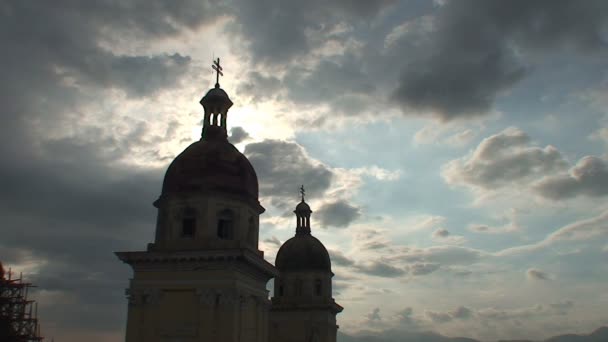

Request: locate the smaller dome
(200, 85), (233, 108)
(275, 234), (331, 272)
(295, 200), (311, 212)
(204, 86), (229, 99)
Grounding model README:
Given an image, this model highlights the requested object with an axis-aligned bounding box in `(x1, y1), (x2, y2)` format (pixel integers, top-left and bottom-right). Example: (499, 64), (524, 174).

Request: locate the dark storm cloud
(230, 0), (395, 64)
(1, 1), (220, 102)
(236, 71), (282, 101)
(534, 156), (608, 200)
(232, 1), (608, 122)
(244, 140), (333, 200)
(0, 0), (222, 337)
(391, 0), (608, 120)
(316, 200), (362, 228)
(283, 59), (375, 109)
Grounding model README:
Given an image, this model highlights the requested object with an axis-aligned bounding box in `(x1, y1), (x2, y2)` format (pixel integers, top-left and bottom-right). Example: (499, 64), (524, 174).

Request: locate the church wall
(274, 270), (333, 300)
(152, 194), (261, 253)
(124, 266), (271, 342)
(269, 310), (338, 342)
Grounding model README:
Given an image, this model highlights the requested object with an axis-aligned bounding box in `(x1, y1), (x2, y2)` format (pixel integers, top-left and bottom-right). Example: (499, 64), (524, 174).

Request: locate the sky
(1, 1), (608, 341)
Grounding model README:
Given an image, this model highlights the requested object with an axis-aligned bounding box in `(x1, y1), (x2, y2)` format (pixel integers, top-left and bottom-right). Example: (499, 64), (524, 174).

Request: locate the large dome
(275, 234), (331, 272)
(160, 139), (259, 203)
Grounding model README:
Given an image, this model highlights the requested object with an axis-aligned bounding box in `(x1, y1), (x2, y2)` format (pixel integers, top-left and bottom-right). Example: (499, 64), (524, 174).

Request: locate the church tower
(116, 59), (278, 342)
(270, 189), (343, 342)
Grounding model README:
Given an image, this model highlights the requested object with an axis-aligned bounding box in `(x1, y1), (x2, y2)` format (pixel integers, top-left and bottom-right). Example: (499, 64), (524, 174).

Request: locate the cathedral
(116, 59), (342, 342)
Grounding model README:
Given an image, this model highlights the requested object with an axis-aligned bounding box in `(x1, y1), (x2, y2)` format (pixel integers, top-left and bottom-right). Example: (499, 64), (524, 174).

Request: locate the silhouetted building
(116, 60), (341, 342)
(270, 195), (343, 342)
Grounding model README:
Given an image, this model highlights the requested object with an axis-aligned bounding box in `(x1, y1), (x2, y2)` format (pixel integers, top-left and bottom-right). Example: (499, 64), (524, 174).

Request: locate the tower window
(181, 207), (196, 238)
(315, 279), (322, 296)
(217, 209), (234, 239)
(182, 217), (196, 237)
(295, 280), (303, 296)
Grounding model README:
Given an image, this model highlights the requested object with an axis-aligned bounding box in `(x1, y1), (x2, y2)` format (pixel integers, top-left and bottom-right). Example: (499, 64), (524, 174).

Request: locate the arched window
(314, 279), (322, 296)
(181, 207), (196, 238)
(295, 279), (303, 296)
(217, 209), (234, 239)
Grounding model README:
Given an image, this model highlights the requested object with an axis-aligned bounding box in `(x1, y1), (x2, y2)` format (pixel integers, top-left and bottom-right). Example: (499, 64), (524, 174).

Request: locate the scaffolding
(0, 262), (44, 342)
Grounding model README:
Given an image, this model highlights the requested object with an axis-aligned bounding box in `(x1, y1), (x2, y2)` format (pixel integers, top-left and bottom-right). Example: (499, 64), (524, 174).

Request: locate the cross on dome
(300, 185), (306, 202)
(211, 57), (223, 87)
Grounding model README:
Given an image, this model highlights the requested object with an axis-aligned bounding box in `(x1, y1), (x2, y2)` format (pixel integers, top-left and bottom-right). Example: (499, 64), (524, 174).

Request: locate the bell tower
(116, 59), (278, 342)
(270, 188), (343, 342)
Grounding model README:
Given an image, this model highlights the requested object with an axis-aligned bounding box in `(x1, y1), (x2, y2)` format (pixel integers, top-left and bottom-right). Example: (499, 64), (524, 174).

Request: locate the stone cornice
(270, 299), (343, 314)
(115, 248), (278, 278)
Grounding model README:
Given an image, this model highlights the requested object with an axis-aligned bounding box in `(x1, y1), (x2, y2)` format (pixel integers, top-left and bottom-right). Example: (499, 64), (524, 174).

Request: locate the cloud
(409, 263), (441, 276)
(230, 0), (395, 64)
(397, 245), (484, 266)
(316, 200), (362, 228)
(236, 71), (282, 101)
(355, 260), (407, 278)
(228, 126), (250, 144)
(282, 59), (376, 115)
(433, 228), (450, 238)
(0, 1), (224, 337)
(432, 229), (466, 245)
(476, 300), (574, 321)
(534, 156), (608, 200)
(442, 127), (569, 190)
(425, 306), (473, 323)
(263, 236), (282, 248)
(549, 300), (574, 314)
(444, 129), (476, 147)
(389, 0), (608, 120)
(244, 139), (333, 201)
(367, 307), (382, 323)
(468, 223), (518, 234)
(527, 268), (551, 281)
(329, 250), (356, 267)
(498, 210), (608, 256)
(410, 215), (447, 231)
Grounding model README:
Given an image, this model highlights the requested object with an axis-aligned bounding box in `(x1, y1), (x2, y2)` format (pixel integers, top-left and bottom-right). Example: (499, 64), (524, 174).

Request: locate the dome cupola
(156, 58), (262, 210)
(275, 186), (331, 272)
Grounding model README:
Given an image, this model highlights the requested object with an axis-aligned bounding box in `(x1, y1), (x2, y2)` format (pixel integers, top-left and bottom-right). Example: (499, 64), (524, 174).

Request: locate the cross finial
(212, 58), (223, 87)
(300, 185), (305, 202)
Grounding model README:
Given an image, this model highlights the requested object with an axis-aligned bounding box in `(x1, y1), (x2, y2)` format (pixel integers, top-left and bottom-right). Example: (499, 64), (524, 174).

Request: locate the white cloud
(498, 210), (608, 256)
(442, 127), (569, 191)
(444, 129), (476, 147)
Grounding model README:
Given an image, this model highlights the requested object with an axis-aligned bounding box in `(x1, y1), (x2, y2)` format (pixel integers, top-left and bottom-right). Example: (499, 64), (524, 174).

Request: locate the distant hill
(339, 326), (608, 342)
(545, 326), (608, 342)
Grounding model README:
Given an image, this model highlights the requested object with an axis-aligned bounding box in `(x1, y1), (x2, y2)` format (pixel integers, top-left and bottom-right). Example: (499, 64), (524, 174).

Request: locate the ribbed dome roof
(275, 234), (331, 272)
(160, 139), (259, 202)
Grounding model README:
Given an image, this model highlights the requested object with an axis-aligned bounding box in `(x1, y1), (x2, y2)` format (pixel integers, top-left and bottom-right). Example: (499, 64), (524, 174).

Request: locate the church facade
(116, 65), (342, 342)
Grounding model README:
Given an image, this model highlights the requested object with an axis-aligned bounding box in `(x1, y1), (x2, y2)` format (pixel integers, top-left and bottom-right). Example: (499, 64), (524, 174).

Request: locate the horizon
(1, 1), (608, 341)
